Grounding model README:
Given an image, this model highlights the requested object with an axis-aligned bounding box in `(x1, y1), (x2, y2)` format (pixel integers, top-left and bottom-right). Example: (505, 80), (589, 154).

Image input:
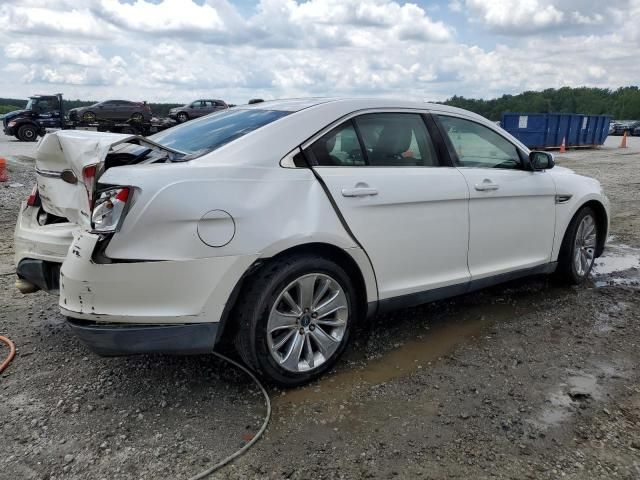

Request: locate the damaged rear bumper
(67, 319), (218, 356)
(59, 231), (257, 355)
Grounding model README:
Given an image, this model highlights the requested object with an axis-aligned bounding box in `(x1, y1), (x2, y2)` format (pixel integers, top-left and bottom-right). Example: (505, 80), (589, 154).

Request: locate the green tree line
(441, 87), (640, 121)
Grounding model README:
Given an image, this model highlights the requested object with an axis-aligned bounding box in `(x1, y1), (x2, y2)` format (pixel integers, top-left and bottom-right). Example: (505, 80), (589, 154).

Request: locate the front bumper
(67, 319), (218, 356)
(4, 126), (15, 135)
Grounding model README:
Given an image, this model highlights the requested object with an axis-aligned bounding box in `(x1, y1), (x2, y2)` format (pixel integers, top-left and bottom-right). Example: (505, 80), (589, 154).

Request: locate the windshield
(149, 109), (290, 159)
(25, 98), (35, 110)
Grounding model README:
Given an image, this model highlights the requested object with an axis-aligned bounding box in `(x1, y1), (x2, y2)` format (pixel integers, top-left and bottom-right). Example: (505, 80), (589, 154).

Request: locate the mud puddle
(278, 302), (519, 405)
(593, 243), (640, 287)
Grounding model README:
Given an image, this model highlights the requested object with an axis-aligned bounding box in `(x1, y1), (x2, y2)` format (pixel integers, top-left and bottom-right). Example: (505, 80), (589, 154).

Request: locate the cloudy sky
(0, 0), (638, 104)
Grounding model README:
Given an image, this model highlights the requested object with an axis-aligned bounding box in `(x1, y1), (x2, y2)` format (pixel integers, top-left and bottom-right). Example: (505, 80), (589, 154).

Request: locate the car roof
(241, 97), (484, 119)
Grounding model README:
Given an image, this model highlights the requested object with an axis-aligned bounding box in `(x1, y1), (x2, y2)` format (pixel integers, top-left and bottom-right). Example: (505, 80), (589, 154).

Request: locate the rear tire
(130, 112), (144, 122)
(234, 254), (356, 387)
(17, 124), (38, 142)
(556, 207), (598, 284)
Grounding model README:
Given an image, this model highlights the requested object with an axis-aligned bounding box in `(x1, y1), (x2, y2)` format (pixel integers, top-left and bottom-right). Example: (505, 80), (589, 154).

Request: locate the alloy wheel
(266, 273), (349, 373)
(573, 214), (596, 277)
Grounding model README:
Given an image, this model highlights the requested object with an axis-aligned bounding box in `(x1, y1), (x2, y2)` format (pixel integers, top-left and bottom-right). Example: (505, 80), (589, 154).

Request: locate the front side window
(150, 108), (290, 158)
(355, 113), (438, 167)
(438, 115), (522, 169)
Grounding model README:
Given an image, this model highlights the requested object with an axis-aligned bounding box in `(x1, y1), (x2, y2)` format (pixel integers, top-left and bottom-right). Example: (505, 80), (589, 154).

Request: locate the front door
(436, 114), (557, 279)
(306, 112), (470, 301)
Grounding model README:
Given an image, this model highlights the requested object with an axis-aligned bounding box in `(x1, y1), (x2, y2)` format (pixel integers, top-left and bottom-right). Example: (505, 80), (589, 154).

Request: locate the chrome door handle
(341, 187), (379, 197)
(475, 181), (499, 191)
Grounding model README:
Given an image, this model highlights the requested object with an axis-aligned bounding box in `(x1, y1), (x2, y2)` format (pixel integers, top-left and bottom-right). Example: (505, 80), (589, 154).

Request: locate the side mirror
(529, 151), (554, 171)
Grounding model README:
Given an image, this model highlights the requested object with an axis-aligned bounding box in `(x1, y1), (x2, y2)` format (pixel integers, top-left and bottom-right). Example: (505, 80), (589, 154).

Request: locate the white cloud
(459, 0), (632, 34)
(463, 0), (564, 33)
(0, 0), (637, 105)
(96, 0), (226, 34)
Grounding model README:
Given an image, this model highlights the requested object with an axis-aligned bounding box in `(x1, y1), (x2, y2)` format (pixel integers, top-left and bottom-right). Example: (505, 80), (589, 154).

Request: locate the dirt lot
(1, 134), (639, 480)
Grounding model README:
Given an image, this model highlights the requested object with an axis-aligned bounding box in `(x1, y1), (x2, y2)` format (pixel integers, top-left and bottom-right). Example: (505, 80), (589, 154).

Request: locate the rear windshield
(150, 109), (290, 159)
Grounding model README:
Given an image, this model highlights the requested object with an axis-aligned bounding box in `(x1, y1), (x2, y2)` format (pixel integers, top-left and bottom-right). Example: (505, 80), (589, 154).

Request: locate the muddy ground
(1, 134), (639, 480)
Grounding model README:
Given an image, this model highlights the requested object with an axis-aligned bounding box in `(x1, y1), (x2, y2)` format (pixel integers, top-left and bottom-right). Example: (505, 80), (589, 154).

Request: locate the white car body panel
(14, 202), (77, 264)
(12, 99), (608, 353)
(316, 166), (470, 299)
(459, 168), (557, 279)
(60, 231), (258, 324)
(549, 166), (610, 262)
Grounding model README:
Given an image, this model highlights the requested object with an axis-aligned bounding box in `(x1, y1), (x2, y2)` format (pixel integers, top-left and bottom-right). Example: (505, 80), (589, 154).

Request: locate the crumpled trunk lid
(35, 130), (135, 227)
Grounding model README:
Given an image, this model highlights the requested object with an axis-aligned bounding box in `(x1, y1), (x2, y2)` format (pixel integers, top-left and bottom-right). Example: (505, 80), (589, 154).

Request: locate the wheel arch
(582, 200), (608, 257)
(214, 241), (376, 348)
(558, 199), (608, 260)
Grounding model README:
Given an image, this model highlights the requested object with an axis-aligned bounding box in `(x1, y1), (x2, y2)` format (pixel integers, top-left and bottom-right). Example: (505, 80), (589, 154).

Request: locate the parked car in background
(610, 120), (640, 136)
(15, 98), (609, 387)
(168, 99), (228, 123)
(68, 100), (152, 123)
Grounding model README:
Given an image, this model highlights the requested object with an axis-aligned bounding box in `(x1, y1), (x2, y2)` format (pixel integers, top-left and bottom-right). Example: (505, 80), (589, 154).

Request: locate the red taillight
(26, 184), (40, 207)
(115, 188), (129, 202)
(82, 164), (97, 208)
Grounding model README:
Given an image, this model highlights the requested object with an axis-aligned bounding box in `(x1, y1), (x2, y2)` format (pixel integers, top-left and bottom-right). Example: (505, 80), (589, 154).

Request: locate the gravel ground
(1, 133), (639, 480)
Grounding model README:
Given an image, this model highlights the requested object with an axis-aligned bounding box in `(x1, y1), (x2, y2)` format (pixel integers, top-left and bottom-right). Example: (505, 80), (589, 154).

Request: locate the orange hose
(0, 336), (16, 373)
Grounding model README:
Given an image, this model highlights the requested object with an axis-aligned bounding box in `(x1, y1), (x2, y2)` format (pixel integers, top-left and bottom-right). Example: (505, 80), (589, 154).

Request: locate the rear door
(202, 100), (216, 115)
(305, 111), (470, 301)
(190, 101), (205, 118)
(436, 114), (556, 279)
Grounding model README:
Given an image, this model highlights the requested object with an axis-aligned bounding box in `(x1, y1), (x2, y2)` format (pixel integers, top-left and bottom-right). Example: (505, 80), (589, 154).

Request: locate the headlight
(8, 120), (16, 127)
(91, 187), (130, 233)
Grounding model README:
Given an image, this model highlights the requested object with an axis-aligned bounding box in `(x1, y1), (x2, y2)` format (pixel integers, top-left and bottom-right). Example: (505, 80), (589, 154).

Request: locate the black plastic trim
(16, 258), (61, 293)
(67, 319), (218, 356)
(377, 262), (557, 313)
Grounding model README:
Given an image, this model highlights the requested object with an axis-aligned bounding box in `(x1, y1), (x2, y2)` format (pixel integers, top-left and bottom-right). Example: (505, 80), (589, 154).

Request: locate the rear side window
(308, 113), (439, 167)
(150, 109), (290, 158)
(355, 113), (438, 167)
(438, 115), (522, 169)
(308, 122), (365, 166)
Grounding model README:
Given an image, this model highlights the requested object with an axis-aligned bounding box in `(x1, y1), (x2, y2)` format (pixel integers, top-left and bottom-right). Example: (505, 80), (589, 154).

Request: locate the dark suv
(168, 99), (228, 123)
(68, 100), (152, 123)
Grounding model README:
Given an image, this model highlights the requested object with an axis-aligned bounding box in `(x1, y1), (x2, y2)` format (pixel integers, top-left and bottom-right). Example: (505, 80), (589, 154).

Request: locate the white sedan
(15, 98), (609, 386)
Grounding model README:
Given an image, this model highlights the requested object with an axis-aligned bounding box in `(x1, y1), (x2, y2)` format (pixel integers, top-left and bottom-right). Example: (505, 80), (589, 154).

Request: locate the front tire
(82, 111), (96, 122)
(177, 112), (189, 123)
(17, 124), (38, 142)
(234, 254), (356, 387)
(556, 207), (598, 284)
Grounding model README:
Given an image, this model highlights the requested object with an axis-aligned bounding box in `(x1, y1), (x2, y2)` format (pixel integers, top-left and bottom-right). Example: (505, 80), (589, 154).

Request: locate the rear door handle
(475, 180), (499, 191)
(341, 187), (379, 197)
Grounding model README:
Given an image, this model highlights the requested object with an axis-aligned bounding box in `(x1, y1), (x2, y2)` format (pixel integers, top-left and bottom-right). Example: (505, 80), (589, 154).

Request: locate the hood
(3, 109), (30, 121)
(550, 165), (575, 175)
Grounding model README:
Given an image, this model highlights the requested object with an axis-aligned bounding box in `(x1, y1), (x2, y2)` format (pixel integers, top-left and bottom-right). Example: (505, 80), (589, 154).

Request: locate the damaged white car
(15, 98), (609, 386)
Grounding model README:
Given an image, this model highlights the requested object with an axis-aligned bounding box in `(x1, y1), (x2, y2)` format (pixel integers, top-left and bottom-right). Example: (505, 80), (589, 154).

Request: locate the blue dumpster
(501, 113), (611, 149)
